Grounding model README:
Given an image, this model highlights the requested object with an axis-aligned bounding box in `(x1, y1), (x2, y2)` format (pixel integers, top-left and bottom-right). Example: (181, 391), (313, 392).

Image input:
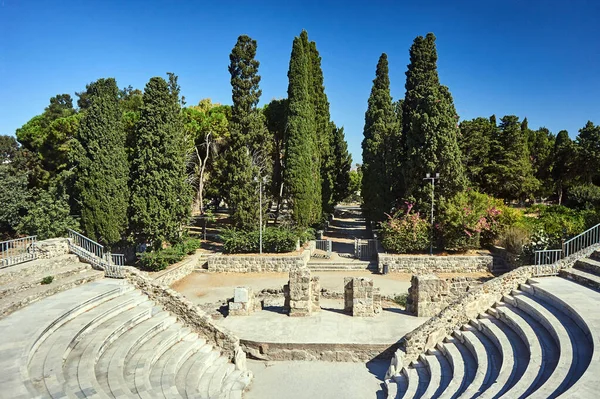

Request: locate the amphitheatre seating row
(0, 278), (251, 399)
(388, 250), (600, 399)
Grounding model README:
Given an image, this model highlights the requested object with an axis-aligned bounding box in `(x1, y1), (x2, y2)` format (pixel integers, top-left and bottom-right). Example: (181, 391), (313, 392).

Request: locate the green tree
(552, 130), (576, 204)
(401, 33), (466, 204)
(361, 53), (396, 222)
(0, 136), (31, 237)
(575, 121), (600, 184)
(348, 165), (363, 200)
(458, 117), (493, 189)
(331, 124), (352, 203)
(75, 78), (129, 246)
(528, 127), (555, 197)
(130, 75), (192, 247)
(263, 98), (288, 215)
(226, 35), (270, 230)
(284, 31), (321, 226)
(18, 185), (78, 240)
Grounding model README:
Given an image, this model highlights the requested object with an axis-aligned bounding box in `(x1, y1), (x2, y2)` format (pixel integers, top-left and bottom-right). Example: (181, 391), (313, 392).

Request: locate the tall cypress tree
(552, 130), (576, 204)
(226, 35), (268, 230)
(458, 117), (493, 189)
(130, 75), (191, 247)
(401, 33), (466, 203)
(331, 123), (352, 203)
(75, 78), (129, 246)
(575, 121), (600, 184)
(285, 31), (321, 226)
(361, 53), (395, 222)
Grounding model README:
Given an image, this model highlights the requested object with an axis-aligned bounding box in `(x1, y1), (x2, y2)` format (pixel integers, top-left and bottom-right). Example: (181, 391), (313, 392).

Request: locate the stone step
(510, 291), (574, 398)
(221, 369), (253, 399)
(0, 268), (104, 318)
(456, 325), (491, 398)
(0, 254), (82, 285)
(476, 315), (517, 399)
(493, 303), (544, 398)
(161, 336), (207, 398)
(207, 360), (235, 398)
(401, 366), (419, 399)
(183, 348), (221, 397)
(575, 257), (600, 275)
(560, 267), (600, 291)
(419, 350), (448, 399)
(437, 337), (467, 399)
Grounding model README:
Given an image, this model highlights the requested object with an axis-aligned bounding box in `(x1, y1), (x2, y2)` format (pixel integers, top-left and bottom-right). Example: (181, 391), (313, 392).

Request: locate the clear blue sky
(1, 0), (599, 163)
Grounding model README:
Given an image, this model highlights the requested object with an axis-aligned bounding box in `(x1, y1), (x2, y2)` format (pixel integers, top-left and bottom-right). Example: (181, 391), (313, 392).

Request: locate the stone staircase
(387, 266), (600, 398)
(0, 278), (251, 399)
(306, 260), (377, 271)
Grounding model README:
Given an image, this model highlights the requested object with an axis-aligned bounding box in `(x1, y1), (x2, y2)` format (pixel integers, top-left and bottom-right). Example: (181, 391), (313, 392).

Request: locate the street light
(254, 176), (268, 254)
(423, 172), (440, 256)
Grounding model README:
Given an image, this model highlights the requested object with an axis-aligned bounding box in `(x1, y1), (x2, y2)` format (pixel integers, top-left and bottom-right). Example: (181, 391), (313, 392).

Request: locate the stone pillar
(228, 286), (258, 316)
(406, 274), (449, 317)
(285, 267), (319, 317)
(344, 277), (380, 317)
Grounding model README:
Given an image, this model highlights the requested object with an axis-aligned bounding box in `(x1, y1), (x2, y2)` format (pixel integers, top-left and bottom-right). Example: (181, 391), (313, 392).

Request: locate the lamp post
(254, 176), (267, 254)
(423, 173), (440, 255)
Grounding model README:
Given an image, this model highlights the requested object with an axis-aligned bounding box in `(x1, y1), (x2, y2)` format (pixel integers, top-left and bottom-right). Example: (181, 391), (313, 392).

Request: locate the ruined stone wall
(344, 277), (381, 317)
(406, 275), (483, 317)
(378, 254), (493, 274)
(152, 253), (207, 286)
(388, 243), (600, 373)
(36, 238), (70, 259)
(286, 267), (320, 316)
(207, 249), (310, 273)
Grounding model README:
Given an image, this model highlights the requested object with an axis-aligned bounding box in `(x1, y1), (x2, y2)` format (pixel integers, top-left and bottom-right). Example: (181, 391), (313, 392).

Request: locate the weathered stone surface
(406, 274), (483, 317)
(153, 252), (206, 286)
(344, 277), (381, 317)
(229, 286), (258, 316)
(284, 267), (320, 316)
(378, 254), (493, 274)
(207, 249), (311, 273)
(36, 238), (70, 259)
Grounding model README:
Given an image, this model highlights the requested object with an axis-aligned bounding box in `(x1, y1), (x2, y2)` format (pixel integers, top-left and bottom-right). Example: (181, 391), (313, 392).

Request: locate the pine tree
(552, 130), (576, 204)
(331, 123), (352, 203)
(361, 53), (396, 222)
(308, 38), (335, 216)
(130, 75), (191, 247)
(226, 35), (269, 230)
(401, 33), (466, 203)
(458, 117), (493, 189)
(575, 121), (600, 184)
(284, 31), (321, 226)
(75, 78), (129, 246)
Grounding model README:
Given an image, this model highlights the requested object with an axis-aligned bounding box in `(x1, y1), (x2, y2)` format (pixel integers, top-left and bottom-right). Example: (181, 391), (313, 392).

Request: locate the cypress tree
(361, 53), (395, 222)
(226, 35), (268, 230)
(285, 31), (321, 226)
(331, 123), (352, 203)
(552, 130), (576, 204)
(575, 121), (600, 184)
(458, 117), (493, 189)
(130, 75), (191, 247)
(401, 33), (466, 203)
(75, 78), (129, 246)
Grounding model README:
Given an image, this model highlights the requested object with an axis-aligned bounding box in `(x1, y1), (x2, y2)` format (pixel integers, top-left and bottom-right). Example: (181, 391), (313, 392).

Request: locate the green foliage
(226, 35), (270, 230)
(0, 136), (31, 236)
(130, 75), (192, 247)
(332, 125), (352, 204)
(41, 276), (54, 285)
(75, 78), (129, 246)
(361, 53), (397, 222)
(264, 99), (287, 204)
(221, 227), (299, 254)
(552, 130), (576, 204)
(500, 226), (531, 255)
(380, 205), (430, 254)
(138, 237), (201, 272)
(567, 184), (600, 210)
(393, 294), (408, 307)
(402, 34), (466, 204)
(18, 185), (79, 240)
(458, 117), (494, 190)
(285, 31), (322, 226)
(528, 205), (586, 242)
(575, 121), (600, 184)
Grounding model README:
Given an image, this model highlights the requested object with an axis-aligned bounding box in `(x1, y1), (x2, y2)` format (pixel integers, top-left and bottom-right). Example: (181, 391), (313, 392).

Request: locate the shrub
(531, 205), (585, 242)
(41, 276), (54, 285)
(500, 226), (531, 255)
(221, 227), (299, 254)
(393, 293), (408, 307)
(567, 184), (600, 210)
(380, 204), (430, 254)
(138, 237), (201, 272)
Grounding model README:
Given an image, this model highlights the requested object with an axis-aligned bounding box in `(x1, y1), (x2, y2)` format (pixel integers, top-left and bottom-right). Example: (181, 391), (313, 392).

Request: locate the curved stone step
(400, 366), (419, 399)
(33, 290), (145, 397)
(221, 369), (253, 399)
(161, 336), (206, 398)
(510, 291), (573, 398)
(207, 360), (235, 398)
(456, 325), (491, 398)
(196, 355), (229, 398)
(419, 350), (447, 399)
(184, 348), (221, 397)
(476, 315), (517, 399)
(102, 310), (174, 397)
(176, 344), (213, 398)
(437, 337), (467, 399)
(63, 301), (154, 398)
(493, 304), (543, 399)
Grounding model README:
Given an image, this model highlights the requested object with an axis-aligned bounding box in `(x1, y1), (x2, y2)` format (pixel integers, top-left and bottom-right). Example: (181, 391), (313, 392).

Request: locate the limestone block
(36, 238), (70, 259)
(285, 267), (319, 317)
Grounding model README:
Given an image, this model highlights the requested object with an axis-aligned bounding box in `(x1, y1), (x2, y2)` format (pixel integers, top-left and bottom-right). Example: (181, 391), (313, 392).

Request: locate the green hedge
(220, 227), (303, 254)
(138, 238), (201, 272)
(380, 207), (430, 254)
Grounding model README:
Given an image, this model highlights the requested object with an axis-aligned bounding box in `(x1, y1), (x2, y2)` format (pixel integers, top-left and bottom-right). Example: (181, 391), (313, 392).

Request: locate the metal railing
(313, 239), (332, 259)
(67, 229), (125, 278)
(534, 222), (600, 266)
(355, 238), (378, 260)
(0, 236), (37, 268)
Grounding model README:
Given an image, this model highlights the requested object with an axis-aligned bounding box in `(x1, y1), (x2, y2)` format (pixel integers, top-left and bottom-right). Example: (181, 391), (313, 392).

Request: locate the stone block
(284, 267), (319, 316)
(344, 277), (380, 317)
(228, 286), (256, 316)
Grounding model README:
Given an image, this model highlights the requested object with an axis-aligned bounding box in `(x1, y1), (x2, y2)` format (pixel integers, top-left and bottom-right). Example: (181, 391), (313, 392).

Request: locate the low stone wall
(378, 253), (493, 274)
(35, 238), (70, 259)
(123, 267), (247, 370)
(488, 246), (520, 271)
(207, 248), (310, 273)
(153, 252), (206, 286)
(406, 275), (483, 317)
(388, 243), (600, 374)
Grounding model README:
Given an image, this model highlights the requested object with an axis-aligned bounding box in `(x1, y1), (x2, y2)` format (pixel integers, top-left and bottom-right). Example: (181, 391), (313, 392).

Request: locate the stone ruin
(228, 286), (260, 316)
(283, 267), (320, 317)
(344, 277), (382, 317)
(406, 274), (483, 317)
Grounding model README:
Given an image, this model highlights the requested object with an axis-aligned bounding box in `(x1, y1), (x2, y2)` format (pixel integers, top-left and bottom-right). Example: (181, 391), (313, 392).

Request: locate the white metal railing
(534, 222), (600, 266)
(67, 229), (125, 278)
(355, 238), (377, 260)
(0, 236), (37, 268)
(313, 239), (332, 259)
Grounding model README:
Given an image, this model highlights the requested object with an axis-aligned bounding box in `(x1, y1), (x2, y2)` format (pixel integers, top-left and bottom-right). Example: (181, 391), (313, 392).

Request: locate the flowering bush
(380, 203), (430, 254)
(438, 190), (505, 251)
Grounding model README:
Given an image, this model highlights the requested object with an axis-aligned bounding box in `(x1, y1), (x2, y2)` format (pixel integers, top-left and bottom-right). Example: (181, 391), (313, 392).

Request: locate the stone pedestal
(228, 286), (259, 316)
(344, 277), (381, 317)
(284, 267), (320, 317)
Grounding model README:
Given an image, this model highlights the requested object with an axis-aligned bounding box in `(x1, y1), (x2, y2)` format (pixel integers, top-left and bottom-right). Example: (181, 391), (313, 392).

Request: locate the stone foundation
(284, 267), (320, 317)
(229, 286), (260, 316)
(344, 277), (381, 317)
(36, 238), (70, 259)
(207, 249), (310, 273)
(406, 274), (483, 317)
(378, 254), (493, 274)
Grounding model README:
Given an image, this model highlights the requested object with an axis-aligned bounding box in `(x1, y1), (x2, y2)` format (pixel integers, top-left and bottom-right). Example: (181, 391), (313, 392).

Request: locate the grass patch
(41, 276), (54, 285)
(392, 293), (408, 307)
